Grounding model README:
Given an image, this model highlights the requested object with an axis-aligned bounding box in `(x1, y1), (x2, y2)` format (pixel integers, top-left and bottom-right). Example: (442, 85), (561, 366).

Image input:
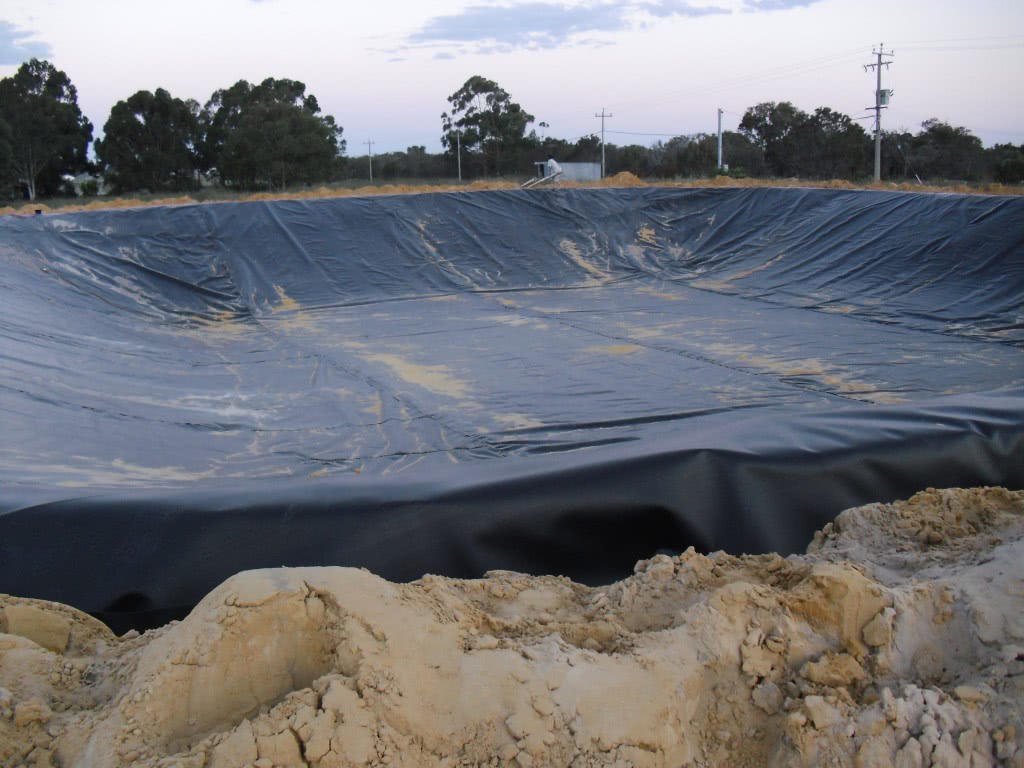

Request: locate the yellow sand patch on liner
(634, 286), (686, 301)
(53, 458), (218, 488)
(718, 252), (786, 282)
(558, 239), (607, 283)
(585, 343), (645, 356)
(269, 286), (301, 313)
(363, 353), (471, 399)
(697, 341), (908, 404)
(636, 225), (659, 246)
(492, 413), (545, 430)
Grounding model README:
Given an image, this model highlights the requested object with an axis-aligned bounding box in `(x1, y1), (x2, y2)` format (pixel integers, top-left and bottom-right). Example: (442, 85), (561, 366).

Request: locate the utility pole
(456, 132), (462, 182)
(717, 108), (724, 171)
(863, 43), (894, 182)
(365, 139), (375, 183)
(595, 108), (613, 178)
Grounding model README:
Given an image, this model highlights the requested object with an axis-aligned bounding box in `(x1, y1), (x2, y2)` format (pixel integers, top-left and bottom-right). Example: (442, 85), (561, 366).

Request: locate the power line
(897, 43), (1023, 52)
(606, 129), (681, 137)
(888, 34), (1024, 45)
(636, 55), (863, 107)
(615, 47), (865, 108)
(613, 38), (1017, 117)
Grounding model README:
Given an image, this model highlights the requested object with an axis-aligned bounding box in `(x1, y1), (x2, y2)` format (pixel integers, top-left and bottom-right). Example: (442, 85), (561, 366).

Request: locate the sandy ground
(2, 486), (1023, 767)
(2, 173), (1022, 217)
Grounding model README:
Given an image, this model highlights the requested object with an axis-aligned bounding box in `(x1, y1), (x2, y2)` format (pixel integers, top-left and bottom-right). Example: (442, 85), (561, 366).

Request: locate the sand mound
(596, 171), (646, 187)
(2, 487), (1023, 767)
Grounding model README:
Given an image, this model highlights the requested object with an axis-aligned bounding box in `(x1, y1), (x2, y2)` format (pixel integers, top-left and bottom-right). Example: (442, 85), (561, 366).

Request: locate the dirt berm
(2, 486), (1024, 767)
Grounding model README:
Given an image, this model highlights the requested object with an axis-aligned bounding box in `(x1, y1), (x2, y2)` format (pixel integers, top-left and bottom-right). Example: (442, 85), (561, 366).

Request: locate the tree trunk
(20, 150), (38, 201)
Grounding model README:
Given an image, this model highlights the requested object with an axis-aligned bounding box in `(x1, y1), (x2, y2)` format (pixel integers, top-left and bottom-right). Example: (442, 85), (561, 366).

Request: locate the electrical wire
(613, 46), (865, 109)
(607, 130), (683, 137)
(898, 44), (1023, 52)
(566, 36), (1023, 149)
(616, 37), (1022, 111)
(888, 35), (1024, 45)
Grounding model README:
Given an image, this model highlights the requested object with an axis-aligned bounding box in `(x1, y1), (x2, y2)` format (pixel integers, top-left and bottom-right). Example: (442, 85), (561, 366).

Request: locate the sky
(1, 0), (1021, 155)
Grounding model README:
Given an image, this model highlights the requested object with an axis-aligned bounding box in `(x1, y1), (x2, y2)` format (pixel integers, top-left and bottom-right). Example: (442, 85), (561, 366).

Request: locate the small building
(559, 162), (602, 182)
(531, 161), (603, 183)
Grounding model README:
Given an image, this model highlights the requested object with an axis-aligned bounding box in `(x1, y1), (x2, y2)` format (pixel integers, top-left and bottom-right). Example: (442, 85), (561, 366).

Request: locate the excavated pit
(0, 187), (1022, 632)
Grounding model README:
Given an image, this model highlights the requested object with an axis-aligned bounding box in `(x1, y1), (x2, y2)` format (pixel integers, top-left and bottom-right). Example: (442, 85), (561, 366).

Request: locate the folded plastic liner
(1, 187), (1021, 630)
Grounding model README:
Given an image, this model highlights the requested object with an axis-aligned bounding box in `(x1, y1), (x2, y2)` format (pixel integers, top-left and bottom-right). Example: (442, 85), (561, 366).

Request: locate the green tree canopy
(812, 107), (870, 178)
(909, 119), (986, 181)
(441, 76), (535, 176)
(0, 117), (16, 199)
(0, 59), (92, 200)
(201, 78), (344, 189)
(94, 88), (201, 194)
(739, 101), (804, 176)
(990, 143), (1024, 184)
(740, 102), (868, 178)
(221, 101), (341, 190)
(787, 107), (870, 179)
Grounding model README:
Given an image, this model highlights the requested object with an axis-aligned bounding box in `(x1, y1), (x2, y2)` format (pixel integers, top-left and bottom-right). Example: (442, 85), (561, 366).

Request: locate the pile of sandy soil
(2, 487), (1023, 767)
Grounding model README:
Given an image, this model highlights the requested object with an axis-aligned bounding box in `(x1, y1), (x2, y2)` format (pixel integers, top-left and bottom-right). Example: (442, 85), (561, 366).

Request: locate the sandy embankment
(2, 487), (1023, 767)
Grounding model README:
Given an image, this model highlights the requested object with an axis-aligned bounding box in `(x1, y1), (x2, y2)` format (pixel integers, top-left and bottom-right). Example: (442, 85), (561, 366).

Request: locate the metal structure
(521, 162), (563, 188)
(595, 108), (613, 178)
(864, 44), (894, 182)
(558, 162), (602, 182)
(521, 162), (600, 188)
(365, 139), (375, 183)
(717, 108), (724, 170)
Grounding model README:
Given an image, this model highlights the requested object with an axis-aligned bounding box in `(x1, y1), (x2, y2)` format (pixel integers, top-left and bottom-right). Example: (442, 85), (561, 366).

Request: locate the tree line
(1, 62), (1021, 201)
(0, 60), (344, 200)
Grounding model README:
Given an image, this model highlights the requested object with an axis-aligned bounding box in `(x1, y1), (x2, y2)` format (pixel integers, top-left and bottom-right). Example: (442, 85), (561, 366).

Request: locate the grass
(2, 173), (1021, 217)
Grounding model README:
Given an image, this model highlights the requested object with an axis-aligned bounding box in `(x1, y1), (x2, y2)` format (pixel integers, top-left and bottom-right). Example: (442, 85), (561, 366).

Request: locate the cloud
(402, 0), (822, 56)
(409, 3), (628, 50)
(742, 0), (822, 10)
(0, 20), (52, 65)
(407, 1), (731, 53)
(644, 1), (732, 17)
(433, 52), (456, 60)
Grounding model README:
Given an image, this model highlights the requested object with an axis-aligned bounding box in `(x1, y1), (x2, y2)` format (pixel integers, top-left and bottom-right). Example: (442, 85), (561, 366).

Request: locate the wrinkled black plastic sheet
(1, 187), (1022, 629)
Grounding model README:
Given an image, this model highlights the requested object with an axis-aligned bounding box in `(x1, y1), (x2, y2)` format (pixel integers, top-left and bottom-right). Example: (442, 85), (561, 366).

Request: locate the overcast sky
(1, 0), (1021, 155)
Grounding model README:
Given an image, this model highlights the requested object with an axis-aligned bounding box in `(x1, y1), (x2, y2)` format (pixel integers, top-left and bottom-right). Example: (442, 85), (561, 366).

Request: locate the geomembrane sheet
(1, 187), (1022, 629)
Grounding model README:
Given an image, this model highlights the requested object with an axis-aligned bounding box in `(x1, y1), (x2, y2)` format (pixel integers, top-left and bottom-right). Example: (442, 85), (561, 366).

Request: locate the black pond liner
(1, 187), (1022, 633)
